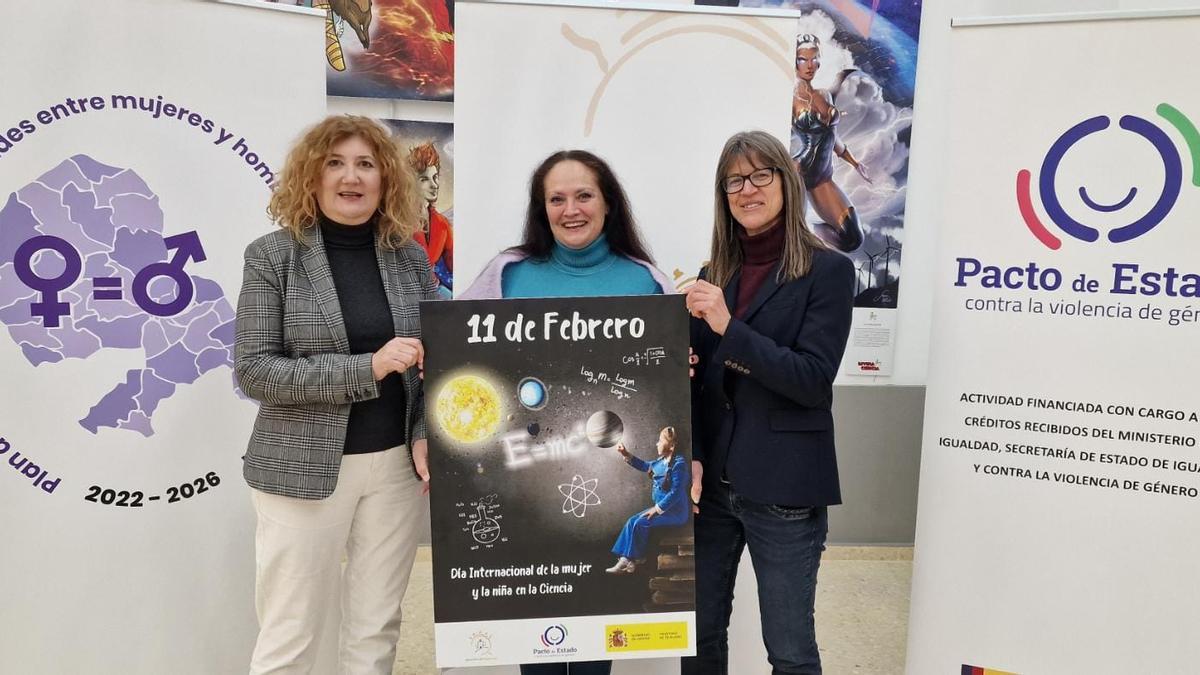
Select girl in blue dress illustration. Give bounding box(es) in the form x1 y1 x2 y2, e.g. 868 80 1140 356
606 426 690 574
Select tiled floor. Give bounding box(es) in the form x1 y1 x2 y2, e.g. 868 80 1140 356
394 546 913 674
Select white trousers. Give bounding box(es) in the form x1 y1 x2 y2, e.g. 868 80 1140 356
249 447 427 675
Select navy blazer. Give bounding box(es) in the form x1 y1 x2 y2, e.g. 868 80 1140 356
690 247 854 507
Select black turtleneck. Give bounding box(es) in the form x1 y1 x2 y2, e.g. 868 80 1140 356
733 221 785 318
320 215 407 455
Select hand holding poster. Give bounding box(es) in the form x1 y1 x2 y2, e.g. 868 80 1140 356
421 295 696 667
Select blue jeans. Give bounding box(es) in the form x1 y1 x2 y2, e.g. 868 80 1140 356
680 482 828 675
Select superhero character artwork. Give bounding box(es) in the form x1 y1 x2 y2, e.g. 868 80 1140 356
792 33 870 253
385 119 454 295
696 0 922 309
316 0 454 101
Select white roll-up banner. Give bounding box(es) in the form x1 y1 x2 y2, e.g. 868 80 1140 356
908 11 1200 674
453 0 799 296
0 1 325 672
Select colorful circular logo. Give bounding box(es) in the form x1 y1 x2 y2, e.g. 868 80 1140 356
1017 104 1200 249
541 624 568 647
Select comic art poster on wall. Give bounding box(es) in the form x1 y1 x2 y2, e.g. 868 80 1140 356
266 0 454 99
697 0 922 374
421 295 696 667
385 119 453 295
298 0 454 100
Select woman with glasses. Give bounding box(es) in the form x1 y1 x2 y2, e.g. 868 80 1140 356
681 130 854 675
792 33 870 252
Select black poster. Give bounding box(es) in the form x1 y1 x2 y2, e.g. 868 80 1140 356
422 295 696 666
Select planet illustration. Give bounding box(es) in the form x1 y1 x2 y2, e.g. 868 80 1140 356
435 375 503 443
585 410 624 448
518 377 548 410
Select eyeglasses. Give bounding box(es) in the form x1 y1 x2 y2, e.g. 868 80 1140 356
721 167 778 194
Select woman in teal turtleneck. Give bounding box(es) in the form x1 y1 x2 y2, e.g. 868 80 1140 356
459 150 671 675
459 150 672 301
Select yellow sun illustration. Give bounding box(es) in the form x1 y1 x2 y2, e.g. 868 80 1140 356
435 375 503 443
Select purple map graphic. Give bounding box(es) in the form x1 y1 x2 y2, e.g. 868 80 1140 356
0 155 237 436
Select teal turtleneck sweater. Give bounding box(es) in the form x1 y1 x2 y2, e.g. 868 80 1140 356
500 233 662 298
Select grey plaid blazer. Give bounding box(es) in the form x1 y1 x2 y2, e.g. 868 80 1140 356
234 226 439 499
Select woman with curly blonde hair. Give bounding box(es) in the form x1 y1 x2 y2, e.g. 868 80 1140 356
236 114 438 674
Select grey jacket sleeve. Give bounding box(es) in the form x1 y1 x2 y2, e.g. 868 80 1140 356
407 252 442 443
234 238 380 406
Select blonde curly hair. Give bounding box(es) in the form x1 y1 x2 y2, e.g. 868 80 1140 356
268 115 420 248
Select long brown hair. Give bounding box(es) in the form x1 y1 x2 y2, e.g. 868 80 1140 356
268 115 420 248
512 150 655 263
705 131 826 287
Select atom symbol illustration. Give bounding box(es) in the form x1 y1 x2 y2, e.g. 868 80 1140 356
558 475 601 518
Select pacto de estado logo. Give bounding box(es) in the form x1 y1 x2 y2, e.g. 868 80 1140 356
1016 104 1200 250
540 624 568 647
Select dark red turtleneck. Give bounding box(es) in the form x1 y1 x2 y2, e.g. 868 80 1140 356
733 221 785 319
